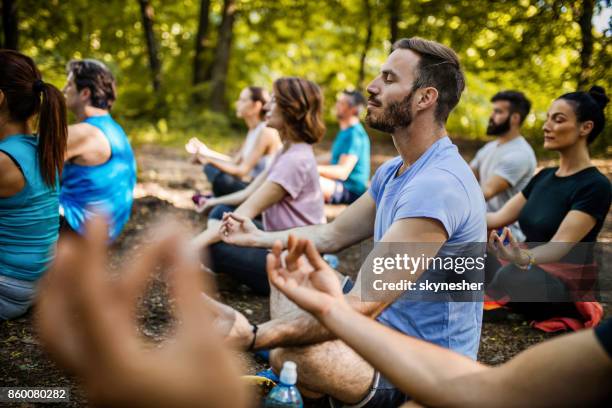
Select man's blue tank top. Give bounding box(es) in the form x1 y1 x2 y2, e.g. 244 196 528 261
0 135 59 281
60 115 136 241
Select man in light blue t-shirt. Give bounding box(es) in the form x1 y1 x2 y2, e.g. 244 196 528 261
215 37 486 407
317 90 370 204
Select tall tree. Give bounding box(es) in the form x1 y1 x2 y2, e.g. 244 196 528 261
358 0 373 89
388 0 400 46
576 0 595 89
2 0 19 50
138 0 162 92
193 0 211 89
209 0 237 112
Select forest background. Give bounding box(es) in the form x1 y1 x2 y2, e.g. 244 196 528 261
1 0 610 156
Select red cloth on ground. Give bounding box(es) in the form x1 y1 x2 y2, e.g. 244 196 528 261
531 301 604 332
487 259 603 332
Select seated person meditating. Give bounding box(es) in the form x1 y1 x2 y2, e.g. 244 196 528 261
60 59 137 241
470 90 536 242
486 86 611 321
34 216 612 408
216 37 486 406
317 90 370 204
186 86 282 199
191 77 326 295
0 50 67 319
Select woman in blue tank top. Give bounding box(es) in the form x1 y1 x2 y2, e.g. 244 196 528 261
0 50 68 320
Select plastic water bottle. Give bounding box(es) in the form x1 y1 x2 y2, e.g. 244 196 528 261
264 361 303 408
323 254 340 269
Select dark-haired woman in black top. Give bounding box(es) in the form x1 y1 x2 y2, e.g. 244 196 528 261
486 86 611 320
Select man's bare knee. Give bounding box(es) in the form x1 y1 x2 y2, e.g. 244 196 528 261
269 341 374 404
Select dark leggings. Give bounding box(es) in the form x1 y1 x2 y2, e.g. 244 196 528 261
485 254 581 321
208 204 270 295
204 164 249 197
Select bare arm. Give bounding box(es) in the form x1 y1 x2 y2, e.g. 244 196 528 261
316 152 332 165
269 228 612 408
529 210 597 262
186 136 238 163
66 123 110 163
65 123 90 161
206 168 270 209
192 171 283 249
222 192 377 253
198 149 235 162
436 329 612 407
317 299 611 407
486 192 526 229
317 153 359 181
207 129 278 178
481 175 511 201
234 181 287 220
494 210 599 267
0 151 25 197
255 217 447 349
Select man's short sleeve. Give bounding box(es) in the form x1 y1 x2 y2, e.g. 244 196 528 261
368 157 398 203
332 128 361 163
494 152 533 187
341 128 364 157
393 170 467 238
266 153 306 199
368 164 383 202
469 147 483 170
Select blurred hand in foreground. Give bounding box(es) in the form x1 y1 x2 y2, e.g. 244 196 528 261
36 217 247 408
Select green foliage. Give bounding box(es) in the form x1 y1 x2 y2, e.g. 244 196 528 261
12 0 611 155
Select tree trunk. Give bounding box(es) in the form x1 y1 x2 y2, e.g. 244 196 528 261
388 0 400 46
577 0 594 89
138 0 162 92
193 0 211 87
2 0 19 50
358 0 373 89
209 0 237 112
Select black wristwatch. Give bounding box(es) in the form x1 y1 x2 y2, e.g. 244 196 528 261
248 323 258 351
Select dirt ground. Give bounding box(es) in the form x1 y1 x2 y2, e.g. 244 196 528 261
1 136 610 407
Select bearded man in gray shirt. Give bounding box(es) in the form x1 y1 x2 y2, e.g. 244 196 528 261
470 90 536 241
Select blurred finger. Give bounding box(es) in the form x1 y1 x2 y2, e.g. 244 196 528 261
170 243 217 329
36 238 88 374
70 217 122 357
117 227 183 313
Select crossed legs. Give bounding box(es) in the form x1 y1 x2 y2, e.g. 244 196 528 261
268 281 374 404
